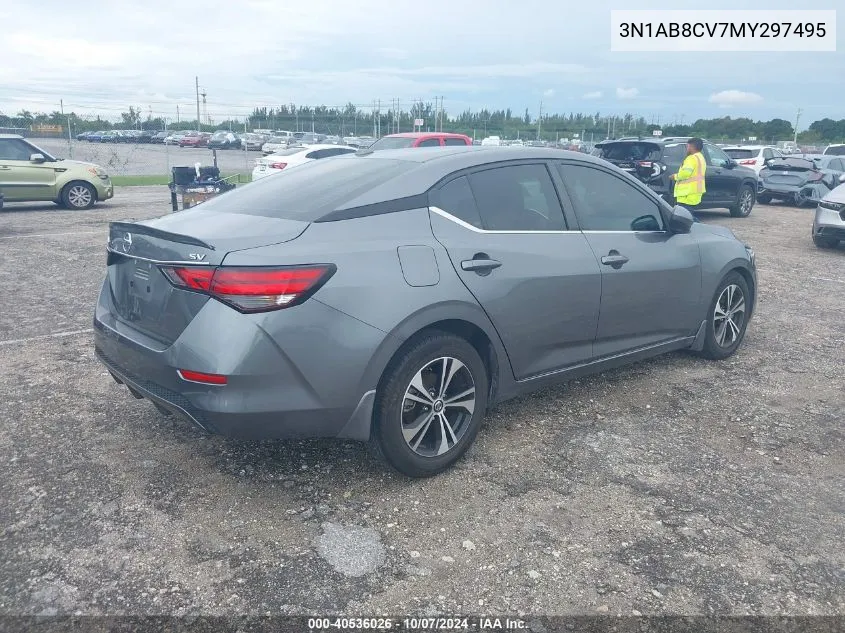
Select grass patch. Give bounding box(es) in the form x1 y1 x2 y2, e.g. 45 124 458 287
111 173 251 186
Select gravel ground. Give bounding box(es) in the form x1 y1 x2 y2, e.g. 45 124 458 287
0 189 843 618
31 138 261 177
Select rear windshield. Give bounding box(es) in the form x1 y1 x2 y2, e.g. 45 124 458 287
765 158 815 171
369 137 416 150
823 145 845 156
265 147 305 157
197 157 415 220
724 149 756 159
597 142 663 161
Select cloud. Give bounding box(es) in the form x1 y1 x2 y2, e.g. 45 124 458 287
582 91 603 99
543 89 555 97
375 47 408 60
708 90 763 108
616 87 638 99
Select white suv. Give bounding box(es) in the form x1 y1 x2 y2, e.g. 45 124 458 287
722 145 783 175
823 144 845 156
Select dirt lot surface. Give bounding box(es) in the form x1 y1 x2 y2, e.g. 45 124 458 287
0 188 842 618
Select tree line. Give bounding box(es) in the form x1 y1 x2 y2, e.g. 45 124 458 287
2 103 844 143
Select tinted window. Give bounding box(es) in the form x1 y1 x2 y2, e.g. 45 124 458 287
661 143 687 162
829 158 843 171
417 138 441 147
197 157 414 220
0 139 36 161
433 176 483 228
824 145 845 156
270 147 307 157
444 138 469 146
725 149 756 159
367 137 416 151
560 164 663 232
704 144 730 167
598 142 663 161
467 164 566 231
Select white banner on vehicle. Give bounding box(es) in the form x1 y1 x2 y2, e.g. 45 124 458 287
611 10 836 52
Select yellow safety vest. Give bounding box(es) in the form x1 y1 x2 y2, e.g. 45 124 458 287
674 152 706 205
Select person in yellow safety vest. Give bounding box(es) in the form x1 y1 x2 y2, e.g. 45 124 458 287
670 137 706 206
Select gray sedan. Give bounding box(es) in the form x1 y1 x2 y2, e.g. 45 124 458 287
93 147 757 477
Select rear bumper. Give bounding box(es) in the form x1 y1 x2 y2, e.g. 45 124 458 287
92 281 383 441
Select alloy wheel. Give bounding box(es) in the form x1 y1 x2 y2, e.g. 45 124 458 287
714 284 746 348
740 189 753 215
400 357 476 458
68 185 93 208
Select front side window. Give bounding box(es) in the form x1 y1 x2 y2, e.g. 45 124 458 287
467 164 566 231
704 144 730 167
0 139 37 161
559 164 664 232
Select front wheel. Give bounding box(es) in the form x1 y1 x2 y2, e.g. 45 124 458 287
730 184 755 217
61 182 96 210
370 332 489 478
695 272 751 360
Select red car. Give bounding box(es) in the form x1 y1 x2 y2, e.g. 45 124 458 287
178 133 210 148
367 132 472 151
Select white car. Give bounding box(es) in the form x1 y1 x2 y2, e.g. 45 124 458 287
823 144 845 156
261 136 294 155
251 144 357 180
722 145 783 175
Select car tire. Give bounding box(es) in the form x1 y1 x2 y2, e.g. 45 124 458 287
60 181 96 210
757 194 772 204
695 272 751 361
729 184 755 217
369 331 489 478
813 234 839 248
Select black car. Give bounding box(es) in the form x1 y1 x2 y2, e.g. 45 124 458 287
593 138 759 217
207 131 241 150
150 131 170 144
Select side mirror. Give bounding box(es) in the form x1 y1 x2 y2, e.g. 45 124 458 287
839 173 845 184
631 214 662 232
30 153 46 163
725 159 736 168
669 205 695 233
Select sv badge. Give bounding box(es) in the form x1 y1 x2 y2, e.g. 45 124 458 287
188 253 206 261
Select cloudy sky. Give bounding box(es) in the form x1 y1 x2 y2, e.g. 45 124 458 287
1 0 841 126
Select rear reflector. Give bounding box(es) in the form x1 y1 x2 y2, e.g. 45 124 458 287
178 369 228 385
269 162 287 170
160 264 336 313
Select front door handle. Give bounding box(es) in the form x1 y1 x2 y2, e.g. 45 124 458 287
461 257 502 274
0 166 11 170
600 252 629 269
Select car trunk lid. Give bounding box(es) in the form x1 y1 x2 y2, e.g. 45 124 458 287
106 210 309 344
761 158 817 187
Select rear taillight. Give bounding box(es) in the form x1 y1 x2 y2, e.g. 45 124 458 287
739 159 757 165
177 369 227 385
160 265 335 313
269 162 287 170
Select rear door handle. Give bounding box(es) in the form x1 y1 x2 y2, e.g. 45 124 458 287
600 253 629 268
461 258 502 273
0 166 11 170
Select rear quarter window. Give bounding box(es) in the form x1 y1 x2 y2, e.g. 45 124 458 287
197 157 415 221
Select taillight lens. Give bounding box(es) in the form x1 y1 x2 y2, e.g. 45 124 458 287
739 159 757 165
160 265 335 313
269 162 287 170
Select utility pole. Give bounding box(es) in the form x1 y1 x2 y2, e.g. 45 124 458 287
537 100 543 141
195 76 201 131
201 89 208 127
793 108 802 145
176 104 180 124
377 99 381 137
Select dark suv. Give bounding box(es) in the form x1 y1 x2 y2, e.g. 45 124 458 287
593 137 758 217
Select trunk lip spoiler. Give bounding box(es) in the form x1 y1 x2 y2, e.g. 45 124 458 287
109 221 216 251
105 247 214 266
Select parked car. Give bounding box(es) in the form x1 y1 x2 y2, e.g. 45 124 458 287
87 131 107 142
240 133 266 151
251 144 357 180
76 131 94 141
93 147 756 477
481 136 502 146
179 132 209 148
367 133 473 151
593 138 758 217
208 131 241 150
150 131 170 144
721 145 783 176
164 131 195 146
0 134 113 209
357 136 376 148
758 155 845 206
100 130 121 143
260 136 294 155
823 144 845 156
812 178 845 248
323 135 342 145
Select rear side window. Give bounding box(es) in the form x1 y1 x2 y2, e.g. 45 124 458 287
467 164 566 231
433 176 483 228
197 157 414 220
662 143 687 162
417 138 442 147
598 142 663 162
369 137 416 150
444 138 469 146
824 145 845 156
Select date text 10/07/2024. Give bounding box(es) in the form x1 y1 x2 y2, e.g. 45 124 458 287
307 617 528 631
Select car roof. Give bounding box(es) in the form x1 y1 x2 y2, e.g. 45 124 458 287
384 132 470 139
0 134 25 139
722 145 773 150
